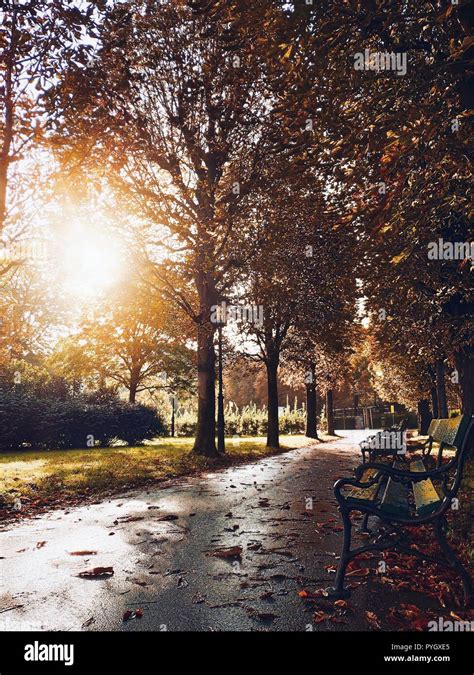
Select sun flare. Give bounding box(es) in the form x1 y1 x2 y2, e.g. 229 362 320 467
59 227 123 300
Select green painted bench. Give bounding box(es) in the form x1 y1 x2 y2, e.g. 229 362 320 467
405 418 442 456
331 415 474 606
360 418 408 463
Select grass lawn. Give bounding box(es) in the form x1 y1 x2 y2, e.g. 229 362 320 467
0 435 322 520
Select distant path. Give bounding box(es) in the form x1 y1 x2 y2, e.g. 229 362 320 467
0 431 415 632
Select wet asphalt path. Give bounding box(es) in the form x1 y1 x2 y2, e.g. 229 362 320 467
0 431 402 632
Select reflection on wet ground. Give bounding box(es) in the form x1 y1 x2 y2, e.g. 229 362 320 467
1 431 411 631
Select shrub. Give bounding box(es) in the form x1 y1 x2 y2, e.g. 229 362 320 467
238 404 267 435
117 403 166 445
279 409 305 434
224 409 240 436
175 409 197 437
175 404 306 438
0 388 166 451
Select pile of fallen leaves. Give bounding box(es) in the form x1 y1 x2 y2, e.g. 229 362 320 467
372 525 472 610
298 591 354 626
298 523 474 630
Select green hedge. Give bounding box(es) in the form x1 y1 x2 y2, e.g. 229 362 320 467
175 405 306 437
0 389 166 451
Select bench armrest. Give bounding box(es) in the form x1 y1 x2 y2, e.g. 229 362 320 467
333 473 383 502
355 459 456 483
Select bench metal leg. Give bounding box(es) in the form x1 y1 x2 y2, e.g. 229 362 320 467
328 506 353 598
434 516 473 608
359 512 371 534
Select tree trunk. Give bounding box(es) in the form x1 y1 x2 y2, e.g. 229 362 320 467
455 346 474 417
305 383 318 438
326 389 335 435
193 320 218 456
436 359 448 418
129 367 140 404
430 386 439 419
0 15 16 235
305 363 318 438
266 359 280 448
417 399 432 435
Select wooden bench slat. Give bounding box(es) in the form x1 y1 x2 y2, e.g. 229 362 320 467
347 468 380 505
410 459 442 516
380 476 410 517
431 415 470 447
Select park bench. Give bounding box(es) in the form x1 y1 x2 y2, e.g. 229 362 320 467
360 417 408 463
404 418 444 457
330 414 474 606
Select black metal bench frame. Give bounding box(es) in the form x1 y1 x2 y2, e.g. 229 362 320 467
404 418 442 457
330 415 474 607
360 418 408 463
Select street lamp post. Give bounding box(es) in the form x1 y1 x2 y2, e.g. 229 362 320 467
217 322 225 454
170 395 177 437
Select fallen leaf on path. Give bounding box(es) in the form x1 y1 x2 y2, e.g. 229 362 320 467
346 567 370 578
123 609 143 622
365 611 382 629
313 610 331 623
82 617 95 627
397 604 424 621
298 589 329 599
77 567 114 579
247 542 262 551
69 551 97 556
36 541 47 549
157 514 179 521
210 546 242 559
387 605 429 630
